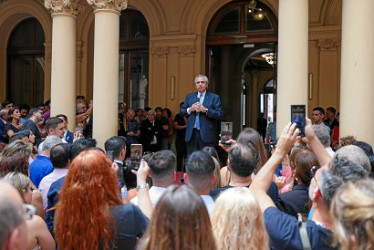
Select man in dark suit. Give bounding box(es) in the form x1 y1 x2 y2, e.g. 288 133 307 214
104 136 130 189
180 75 223 155
56 114 75 144
140 110 163 153
0 110 9 143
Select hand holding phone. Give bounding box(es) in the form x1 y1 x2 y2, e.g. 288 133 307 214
290 105 306 136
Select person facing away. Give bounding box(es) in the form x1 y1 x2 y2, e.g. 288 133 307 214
141 185 216 250
131 150 176 207
250 118 368 250
180 74 223 155
29 135 62 188
211 187 269 250
330 178 374 250
184 150 216 215
0 181 29 250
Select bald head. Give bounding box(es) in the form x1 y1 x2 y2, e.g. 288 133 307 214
0 181 28 250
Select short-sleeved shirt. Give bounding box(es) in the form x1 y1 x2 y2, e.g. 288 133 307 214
29 155 54 188
277 183 309 218
109 204 149 250
173 113 186 141
158 117 169 138
210 182 279 205
22 119 42 146
5 123 20 135
264 207 336 250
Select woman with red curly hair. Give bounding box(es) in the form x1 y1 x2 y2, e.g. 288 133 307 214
55 149 149 250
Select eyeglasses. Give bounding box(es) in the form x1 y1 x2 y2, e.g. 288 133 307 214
22 204 36 220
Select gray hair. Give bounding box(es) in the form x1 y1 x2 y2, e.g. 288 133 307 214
194 75 209 84
313 124 330 147
334 145 371 173
127 108 135 115
319 156 368 207
42 135 63 152
0 181 23 248
147 110 156 116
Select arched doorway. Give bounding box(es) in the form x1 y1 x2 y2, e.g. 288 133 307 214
206 1 277 137
7 18 45 107
119 9 149 109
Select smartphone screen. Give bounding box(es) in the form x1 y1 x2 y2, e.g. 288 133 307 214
290 105 306 136
220 122 233 145
130 144 143 170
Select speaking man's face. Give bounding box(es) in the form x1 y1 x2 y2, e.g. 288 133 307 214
195 77 208 94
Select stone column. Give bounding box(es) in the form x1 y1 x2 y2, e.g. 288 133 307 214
277 0 308 137
87 0 128 148
45 0 83 130
340 0 374 146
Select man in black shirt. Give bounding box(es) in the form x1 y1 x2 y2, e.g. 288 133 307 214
174 102 187 171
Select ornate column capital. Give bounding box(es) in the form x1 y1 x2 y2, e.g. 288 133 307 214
86 0 128 12
44 0 84 16
152 47 169 57
177 46 196 57
317 39 341 51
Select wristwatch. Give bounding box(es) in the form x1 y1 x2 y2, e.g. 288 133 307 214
136 183 150 192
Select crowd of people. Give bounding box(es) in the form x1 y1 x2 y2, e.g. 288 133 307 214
0 93 374 250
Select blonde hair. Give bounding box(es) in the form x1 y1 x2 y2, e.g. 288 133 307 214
0 140 32 161
330 179 374 250
211 187 268 250
211 157 222 189
2 172 30 203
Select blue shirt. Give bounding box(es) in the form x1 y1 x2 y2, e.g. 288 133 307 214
46 176 65 232
29 155 53 188
264 207 336 250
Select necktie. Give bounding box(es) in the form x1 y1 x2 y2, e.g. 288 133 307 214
196 94 201 130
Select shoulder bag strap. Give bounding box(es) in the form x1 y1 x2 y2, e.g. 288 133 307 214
300 221 312 250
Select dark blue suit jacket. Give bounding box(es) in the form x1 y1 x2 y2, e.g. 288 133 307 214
0 119 8 143
65 130 74 144
180 91 223 144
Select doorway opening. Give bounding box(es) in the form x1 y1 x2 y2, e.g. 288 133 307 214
206 1 277 137
119 9 149 110
7 18 45 107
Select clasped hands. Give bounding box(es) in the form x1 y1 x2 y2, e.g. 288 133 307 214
190 102 207 113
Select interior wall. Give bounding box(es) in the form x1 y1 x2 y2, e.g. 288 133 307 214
0 0 342 123
308 0 342 116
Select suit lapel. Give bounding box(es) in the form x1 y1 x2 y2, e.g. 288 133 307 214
202 92 209 106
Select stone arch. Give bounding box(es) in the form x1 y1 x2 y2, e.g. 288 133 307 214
128 0 167 36
323 0 342 26
179 0 278 72
0 0 52 101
